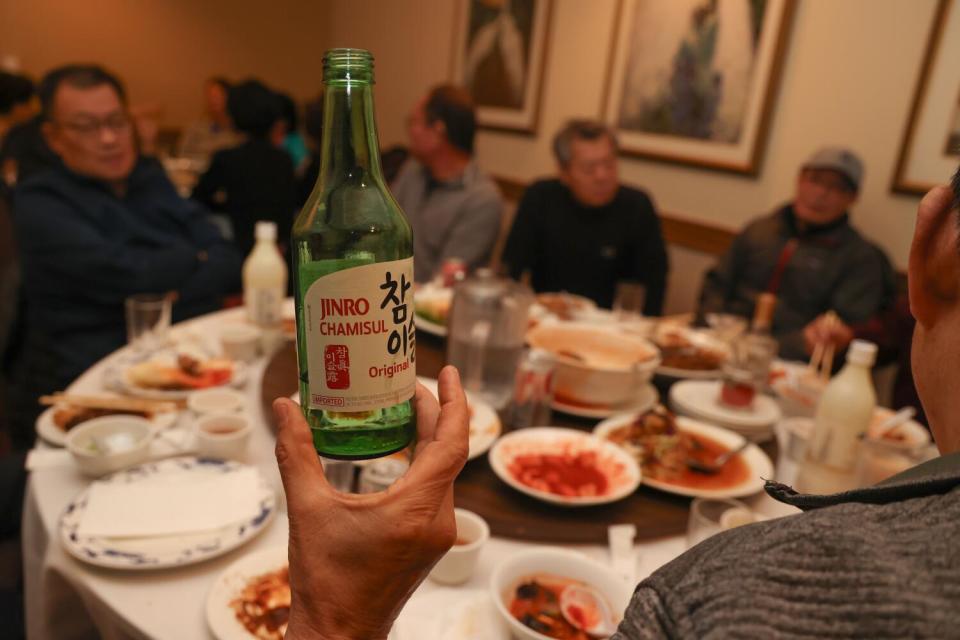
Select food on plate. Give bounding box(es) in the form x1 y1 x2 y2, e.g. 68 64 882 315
508 575 610 640
604 406 750 489
414 286 453 326
127 354 234 390
655 327 726 371
535 293 593 320
507 448 620 498
528 324 657 370
53 406 152 432
230 565 290 640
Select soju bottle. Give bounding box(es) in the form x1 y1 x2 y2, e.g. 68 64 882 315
292 49 416 460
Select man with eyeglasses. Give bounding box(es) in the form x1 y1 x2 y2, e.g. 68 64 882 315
697 147 896 361
6 64 239 449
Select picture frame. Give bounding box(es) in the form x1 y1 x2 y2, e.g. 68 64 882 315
891 0 960 195
449 0 553 134
601 0 796 175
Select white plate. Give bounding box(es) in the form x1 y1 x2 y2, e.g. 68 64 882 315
414 286 452 337
36 405 178 448
552 384 659 419
594 414 773 498
488 427 642 507
59 457 276 570
670 380 781 430
414 313 448 337
207 545 289 640
104 351 247 400
418 377 501 461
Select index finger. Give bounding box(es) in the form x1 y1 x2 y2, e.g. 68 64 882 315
405 366 469 486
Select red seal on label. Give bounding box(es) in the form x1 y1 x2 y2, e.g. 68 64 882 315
324 345 350 389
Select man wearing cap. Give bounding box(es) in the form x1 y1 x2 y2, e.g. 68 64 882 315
697 147 896 361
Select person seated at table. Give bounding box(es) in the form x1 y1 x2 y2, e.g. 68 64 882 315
178 77 241 167
804 295 925 426
391 84 503 282
0 71 37 146
501 119 668 314
273 170 960 638
273 91 309 174
7 64 240 450
193 79 296 257
698 147 896 361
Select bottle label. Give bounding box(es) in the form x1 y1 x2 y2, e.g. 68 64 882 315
303 257 416 412
247 286 283 326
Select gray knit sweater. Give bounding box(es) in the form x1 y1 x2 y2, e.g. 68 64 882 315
613 453 960 639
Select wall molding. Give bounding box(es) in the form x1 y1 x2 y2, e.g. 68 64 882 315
492 175 736 257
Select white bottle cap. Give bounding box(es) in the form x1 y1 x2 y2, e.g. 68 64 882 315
846 339 877 367
255 221 277 242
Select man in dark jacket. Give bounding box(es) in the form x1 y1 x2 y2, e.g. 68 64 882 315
7 65 239 448
502 119 668 314
698 147 895 360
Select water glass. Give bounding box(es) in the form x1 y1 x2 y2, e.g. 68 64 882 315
321 457 357 492
719 333 778 409
125 293 172 352
508 348 556 429
613 281 646 321
687 497 756 547
705 313 748 345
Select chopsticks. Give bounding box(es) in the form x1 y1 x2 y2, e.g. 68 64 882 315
39 393 178 413
808 311 838 382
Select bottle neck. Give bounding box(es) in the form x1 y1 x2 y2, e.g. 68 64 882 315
319 83 385 188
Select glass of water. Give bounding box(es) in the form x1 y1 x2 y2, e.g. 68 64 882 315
125 293 172 352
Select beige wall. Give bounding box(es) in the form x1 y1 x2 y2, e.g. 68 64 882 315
326 0 942 271
0 0 332 128
0 0 943 272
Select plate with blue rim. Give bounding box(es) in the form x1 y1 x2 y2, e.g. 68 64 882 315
59 456 276 570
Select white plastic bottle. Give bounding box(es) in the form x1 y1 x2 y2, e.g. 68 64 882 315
795 340 878 494
243 221 287 328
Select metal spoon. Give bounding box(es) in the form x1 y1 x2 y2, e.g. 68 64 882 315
559 583 617 638
686 440 750 474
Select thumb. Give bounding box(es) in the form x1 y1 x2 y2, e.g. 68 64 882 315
273 398 329 512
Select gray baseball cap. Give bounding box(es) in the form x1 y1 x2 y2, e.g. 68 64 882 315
802 147 863 191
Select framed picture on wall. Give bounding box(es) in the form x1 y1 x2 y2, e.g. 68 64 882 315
602 0 795 175
892 0 960 195
449 0 552 134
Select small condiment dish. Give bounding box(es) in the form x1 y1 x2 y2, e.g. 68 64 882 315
65 416 153 477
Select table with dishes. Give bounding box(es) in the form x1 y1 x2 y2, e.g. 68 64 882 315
22 289 933 640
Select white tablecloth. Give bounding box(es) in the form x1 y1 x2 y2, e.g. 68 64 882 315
22 308 795 639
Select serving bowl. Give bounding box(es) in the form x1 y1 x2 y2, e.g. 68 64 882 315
526 322 660 407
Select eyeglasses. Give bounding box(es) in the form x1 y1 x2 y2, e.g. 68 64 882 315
55 113 132 137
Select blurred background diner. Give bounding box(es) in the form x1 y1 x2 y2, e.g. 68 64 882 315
1 0 959 638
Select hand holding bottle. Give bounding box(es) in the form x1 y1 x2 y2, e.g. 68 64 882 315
274 366 469 640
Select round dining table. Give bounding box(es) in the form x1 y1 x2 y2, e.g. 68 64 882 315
22 306 797 639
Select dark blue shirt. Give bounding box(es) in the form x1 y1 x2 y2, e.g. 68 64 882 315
12 157 240 388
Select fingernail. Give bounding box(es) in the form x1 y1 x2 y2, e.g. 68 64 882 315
274 399 290 426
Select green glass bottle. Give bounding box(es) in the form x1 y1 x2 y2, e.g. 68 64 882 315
292 49 416 460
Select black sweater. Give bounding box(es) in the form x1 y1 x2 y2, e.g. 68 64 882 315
502 179 668 314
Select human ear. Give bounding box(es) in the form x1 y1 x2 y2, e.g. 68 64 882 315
908 184 960 327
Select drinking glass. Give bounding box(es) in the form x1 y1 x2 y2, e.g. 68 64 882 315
687 497 756 547
125 293 172 352
705 313 748 345
854 437 937 488
613 281 646 322
508 348 556 429
718 334 778 409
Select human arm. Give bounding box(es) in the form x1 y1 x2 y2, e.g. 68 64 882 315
500 184 541 280
439 189 502 273
631 194 669 316
275 366 470 639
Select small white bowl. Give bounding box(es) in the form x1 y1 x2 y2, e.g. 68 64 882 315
187 388 246 415
195 413 252 461
490 547 633 640
65 416 153 477
428 508 490 585
220 324 262 362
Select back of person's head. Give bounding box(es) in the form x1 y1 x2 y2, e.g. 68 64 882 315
38 64 126 121
304 93 324 146
228 79 280 138
276 92 299 133
0 72 35 117
424 85 476 155
552 119 618 168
